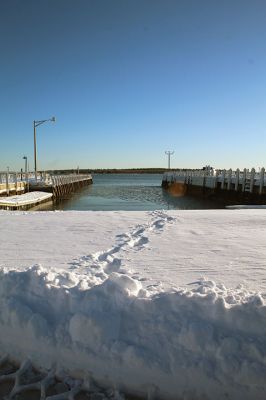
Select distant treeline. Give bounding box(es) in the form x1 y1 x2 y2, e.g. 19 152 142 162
47 168 175 175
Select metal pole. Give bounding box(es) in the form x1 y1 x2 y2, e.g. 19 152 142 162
165 151 174 170
34 121 37 181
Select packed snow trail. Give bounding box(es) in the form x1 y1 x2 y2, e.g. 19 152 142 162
71 211 175 290
1 209 266 292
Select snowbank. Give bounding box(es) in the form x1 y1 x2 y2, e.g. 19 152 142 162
0 210 266 399
0 266 266 399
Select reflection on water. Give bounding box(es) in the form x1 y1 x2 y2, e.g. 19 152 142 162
37 174 223 211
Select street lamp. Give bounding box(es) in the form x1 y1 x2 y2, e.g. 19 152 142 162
23 156 28 173
33 117 56 180
23 156 29 190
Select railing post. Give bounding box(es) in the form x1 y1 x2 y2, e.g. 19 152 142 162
15 173 18 194
235 168 240 191
221 169 226 189
227 169 232 190
259 167 265 195
6 172 9 196
250 168 255 193
242 168 247 192
202 169 206 188
214 169 219 189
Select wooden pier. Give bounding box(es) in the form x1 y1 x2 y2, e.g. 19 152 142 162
0 172 93 209
162 168 266 205
0 172 28 196
29 174 93 198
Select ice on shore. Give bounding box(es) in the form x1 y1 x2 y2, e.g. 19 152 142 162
0 210 266 399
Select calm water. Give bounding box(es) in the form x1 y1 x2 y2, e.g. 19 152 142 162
38 174 223 211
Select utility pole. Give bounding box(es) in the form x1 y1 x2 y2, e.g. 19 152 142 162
165 151 174 169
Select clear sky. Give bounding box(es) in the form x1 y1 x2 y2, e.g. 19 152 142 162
0 0 266 171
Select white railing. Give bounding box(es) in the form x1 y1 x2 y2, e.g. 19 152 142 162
0 172 92 196
162 168 266 194
0 171 51 184
51 174 92 187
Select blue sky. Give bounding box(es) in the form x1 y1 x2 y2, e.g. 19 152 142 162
0 0 266 171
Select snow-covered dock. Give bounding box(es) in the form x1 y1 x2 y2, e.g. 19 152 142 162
29 173 93 198
0 191 53 210
0 210 266 399
162 168 266 205
0 172 93 200
0 172 27 196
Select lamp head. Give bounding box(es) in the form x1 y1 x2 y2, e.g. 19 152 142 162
51 116 56 122
23 156 27 160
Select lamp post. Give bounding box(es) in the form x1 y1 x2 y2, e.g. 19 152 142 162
23 156 28 173
23 155 29 191
33 117 56 181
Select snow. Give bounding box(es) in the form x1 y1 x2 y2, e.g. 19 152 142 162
0 209 266 399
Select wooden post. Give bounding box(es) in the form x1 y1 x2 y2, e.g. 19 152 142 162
202 169 206 189
227 169 232 190
242 168 247 192
235 169 240 191
249 168 255 193
15 173 18 194
214 169 219 189
221 169 226 189
259 167 265 195
51 176 54 196
6 172 9 196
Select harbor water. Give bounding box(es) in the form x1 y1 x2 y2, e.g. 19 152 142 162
37 174 223 211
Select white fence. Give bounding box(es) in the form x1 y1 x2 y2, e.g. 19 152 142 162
162 168 266 194
0 172 92 196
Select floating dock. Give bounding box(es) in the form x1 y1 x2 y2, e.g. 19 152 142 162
0 192 53 210
162 168 266 204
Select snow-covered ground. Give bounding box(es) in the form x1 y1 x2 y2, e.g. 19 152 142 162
0 210 266 399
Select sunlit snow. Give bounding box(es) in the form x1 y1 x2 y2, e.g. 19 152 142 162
0 209 266 399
